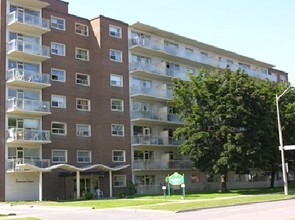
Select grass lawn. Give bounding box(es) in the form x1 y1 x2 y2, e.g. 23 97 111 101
4 187 295 212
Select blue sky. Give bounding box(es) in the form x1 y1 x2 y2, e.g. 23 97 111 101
65 0 295 85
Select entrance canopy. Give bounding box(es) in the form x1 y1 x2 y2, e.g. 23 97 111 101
16 163 130 200
17 163 130 172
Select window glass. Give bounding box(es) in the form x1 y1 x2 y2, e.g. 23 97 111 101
51 122 66 135
51 69 65 82
51 95 66 108
52 150 67 163
51 16 65 30
109 25 122 38
110 74 123 87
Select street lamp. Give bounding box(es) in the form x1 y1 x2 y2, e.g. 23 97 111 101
276 85 293 195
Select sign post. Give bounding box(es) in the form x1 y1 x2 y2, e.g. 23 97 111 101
167 172 185 199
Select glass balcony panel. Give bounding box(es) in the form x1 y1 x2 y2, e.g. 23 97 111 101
133 159 193 170
8 11 50 30
7 98 50 113
130 86 172 100
7 128 51 143
7 158 50 171
131 111 183 124
7 68 50 85
7 40 50 60
132 135 183 146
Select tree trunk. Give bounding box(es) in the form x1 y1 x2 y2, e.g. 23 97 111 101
220 174 227 192
270 170 276 188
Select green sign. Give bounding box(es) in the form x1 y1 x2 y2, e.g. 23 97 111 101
168 172 184 185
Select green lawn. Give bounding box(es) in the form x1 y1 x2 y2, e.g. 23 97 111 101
4 187 295 212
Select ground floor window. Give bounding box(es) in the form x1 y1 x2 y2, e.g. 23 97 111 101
113 175 126 187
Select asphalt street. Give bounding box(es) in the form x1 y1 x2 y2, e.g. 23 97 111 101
1 199 295 220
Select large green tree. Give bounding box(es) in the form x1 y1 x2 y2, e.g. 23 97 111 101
172 68 291 191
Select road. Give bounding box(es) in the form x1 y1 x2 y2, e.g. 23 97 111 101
1 199 295 220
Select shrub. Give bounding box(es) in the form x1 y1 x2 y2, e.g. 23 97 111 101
85 192 93 200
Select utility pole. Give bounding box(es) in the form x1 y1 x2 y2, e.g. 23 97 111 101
276 86 292 195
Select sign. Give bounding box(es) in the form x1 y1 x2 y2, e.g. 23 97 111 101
166 172 185 199
168 172 184 185
279 145 295 151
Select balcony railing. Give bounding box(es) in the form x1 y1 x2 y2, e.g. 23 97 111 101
7 68 50 86
7 39 50 59
133 159 193 170
7 98 50 114
7 158 50 171
132 135 183 146
130 37 276 82
7 11 50 30
131 111 183 124
129 61 189 80
130 86 172 100
7 128 51 143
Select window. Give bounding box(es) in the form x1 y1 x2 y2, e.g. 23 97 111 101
52 150 67 163
76 124 91 137
111 99 123 111
200 51 208 57
75 23 89 36
109 25 122 38
51 122 67 135
261 68 268 74
238 62 250 69
110 74 123 87
51 16 65 30
51 95 66 108
75 48 89 61
110 49 122 62
51 42 65 56
112 150 125 162
77 150 91 163
111 124 124 136
51 68 66 82
76 98 90 111
76 73 90 86
113 175 126 187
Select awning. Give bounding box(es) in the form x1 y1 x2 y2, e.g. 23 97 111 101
16 163 130 173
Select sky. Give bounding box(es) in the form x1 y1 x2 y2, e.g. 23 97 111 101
65 0 295 85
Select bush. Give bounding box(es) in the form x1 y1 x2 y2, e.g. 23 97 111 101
116 191 126 198
128 182 136 195
85 192 93 200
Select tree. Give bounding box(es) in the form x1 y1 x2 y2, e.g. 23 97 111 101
172 68 287 191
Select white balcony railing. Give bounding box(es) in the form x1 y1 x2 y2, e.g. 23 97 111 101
130 37 276 82
133 159 193 170
7 11 50 30
7 128 51 142
132 135 183 146
130 86 172 100
131 111 183 124
7 158 50 171
129 61 189 80
7 98 50 113
7 39 50 58
7 68 50 85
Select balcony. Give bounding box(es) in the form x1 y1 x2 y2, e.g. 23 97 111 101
129 62 188 81
7 11 50 35
7 158 50 172
132 135 183 147
7 40 50 62
7 128 51 145
7 68 50 89
129 38 214 69
9 0 50 9
130 86 172 101
7 98 51 116
131 111 183 125
133 159 193 170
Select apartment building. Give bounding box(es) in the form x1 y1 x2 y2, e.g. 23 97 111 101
0 0 131 201
0 0 289 201
128 22 288 194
